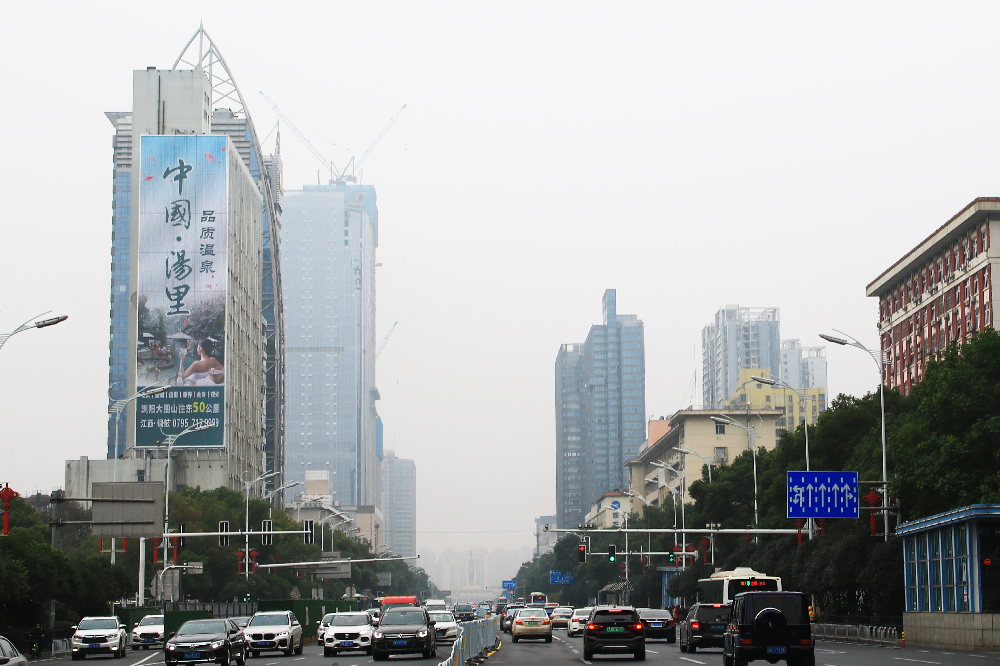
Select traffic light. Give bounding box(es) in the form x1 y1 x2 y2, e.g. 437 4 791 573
608 545 617 562
261 520 273 546
578 543 587 563
668 551 675 564
178 524 185 548
304 520 315 544
219 521 230 547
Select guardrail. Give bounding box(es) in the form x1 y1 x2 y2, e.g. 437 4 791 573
51 639 70 656
439 617 500 666
813 623 901 648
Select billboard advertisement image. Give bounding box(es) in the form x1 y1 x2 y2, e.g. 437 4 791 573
135 135 228 448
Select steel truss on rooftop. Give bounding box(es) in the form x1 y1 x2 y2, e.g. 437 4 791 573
173 24 287 502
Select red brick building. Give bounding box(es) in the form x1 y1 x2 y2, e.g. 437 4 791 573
866 197 996 394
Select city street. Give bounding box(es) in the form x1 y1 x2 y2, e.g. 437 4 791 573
30 632 1000 666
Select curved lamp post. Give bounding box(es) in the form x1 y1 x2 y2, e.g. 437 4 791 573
820 329 890 541
711 413 763 534
0 312 68 352
161 423 213 569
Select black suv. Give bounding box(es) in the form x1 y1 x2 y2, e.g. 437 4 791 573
372 608 436 661
679 603 730 652
722 592 814 666
582 606 645 661
453 605 477 623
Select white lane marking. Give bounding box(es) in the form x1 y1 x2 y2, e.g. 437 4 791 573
679 658 706 665
968 657 986 659
130 654 162 666
893 659 941 665
294 658 305 661
581 660 592 665
646 649 658 653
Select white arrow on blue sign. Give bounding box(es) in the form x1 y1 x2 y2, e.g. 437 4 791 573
786 471 859 519
502 579 517 590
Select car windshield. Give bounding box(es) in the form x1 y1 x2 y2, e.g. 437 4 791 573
695 605 730 622
572 608 592 617
380 611 426 626
331 615 368 626
593 610 638 622
78 619 118 630
320 614 335 625
455 605 473 612
518 609 547 618
751 596 804 622
639 610 671 619
137 616 164 626
249 615 289 627
177 621 227 636
428 613 454 623
231 618 249 627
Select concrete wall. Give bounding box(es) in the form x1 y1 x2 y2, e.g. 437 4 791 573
65 457 168 506
904 612 1000 651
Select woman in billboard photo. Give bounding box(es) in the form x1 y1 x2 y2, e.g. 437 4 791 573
178 338 225 386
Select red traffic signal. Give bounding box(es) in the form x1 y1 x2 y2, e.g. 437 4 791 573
578 544 587 563
986 558 993 567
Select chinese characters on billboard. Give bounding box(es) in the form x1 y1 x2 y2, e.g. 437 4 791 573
135 136 228 448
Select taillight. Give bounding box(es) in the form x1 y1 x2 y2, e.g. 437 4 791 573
633 623 643 631
800 639 812 645
740 639 753 645
587 623 600 631
515 619 522 625
543 619 551 625
691 621 700 630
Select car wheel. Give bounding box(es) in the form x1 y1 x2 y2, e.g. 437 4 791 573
323 648 335 657
733 649 749 666
545 636 552 643
365 647 372 656
668 634 676 644
235 647 247 666
634 648 646 661
372 650 388 661
251 651 260 658
679 639 687 653
583 647 593 660
689 642 697 653
283 643 293 657
294 639 303 656
511 635 519 643
70 654 80 661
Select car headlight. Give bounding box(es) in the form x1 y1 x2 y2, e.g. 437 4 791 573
417 629 427 638
166 645 176 651
107 635 119 641
210 641 225 649
374 632 384 640
276 631 289 638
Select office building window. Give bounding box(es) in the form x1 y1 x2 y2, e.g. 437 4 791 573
715 423 725 435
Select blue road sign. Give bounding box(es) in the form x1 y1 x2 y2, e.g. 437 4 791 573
549 571 574 585
610 500 621 510
502 579 517 590
787 471 859 519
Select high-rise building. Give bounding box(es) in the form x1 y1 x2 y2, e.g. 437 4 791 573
555 289 645 529
281 183 380 508
779 339 828 390
702 305 781 407
382 451 416 558
867 197 997 394
106 28 286 496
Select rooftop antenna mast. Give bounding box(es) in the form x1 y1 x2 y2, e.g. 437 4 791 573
259 91 340 183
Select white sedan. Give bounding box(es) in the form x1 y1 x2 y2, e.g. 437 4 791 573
428 611 458 643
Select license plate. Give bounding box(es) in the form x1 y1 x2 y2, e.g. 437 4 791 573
338 642 354 647
712 624 725 630
527 622 540 626
650 622 662 627
88 644 100 649
144 639 155 643
184 652 202 659
254 642 269 647
392 640 407 646
766 646 787 655
606 627 625 633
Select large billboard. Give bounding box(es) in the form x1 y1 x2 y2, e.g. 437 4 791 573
135 135 228 448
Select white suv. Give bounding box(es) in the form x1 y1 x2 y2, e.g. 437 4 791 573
131 615 165 649
322 612 374 656
244 612 303 657
71 617 127 660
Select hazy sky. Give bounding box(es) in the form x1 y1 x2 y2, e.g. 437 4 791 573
3 2 1000 553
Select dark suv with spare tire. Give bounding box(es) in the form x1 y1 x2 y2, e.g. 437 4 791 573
582 606 645 661
722 591 814 666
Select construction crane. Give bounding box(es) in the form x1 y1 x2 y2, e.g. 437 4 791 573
376 322 398 359
259 91 341 183
337 105 407 182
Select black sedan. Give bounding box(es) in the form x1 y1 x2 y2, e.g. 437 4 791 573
165 619 246 666
638 609 676 642
371 609 437 661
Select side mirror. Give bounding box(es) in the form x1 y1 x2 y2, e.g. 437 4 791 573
168 632 176 639
316 621 321 625
0 656 12 665
70 626 77 632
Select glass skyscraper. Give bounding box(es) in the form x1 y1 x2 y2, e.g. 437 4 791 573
555 289 645 528
281 183 380 507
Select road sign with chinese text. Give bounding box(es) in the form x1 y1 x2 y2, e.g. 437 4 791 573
502 580 517 590
787 471 859 519
549 571 574 585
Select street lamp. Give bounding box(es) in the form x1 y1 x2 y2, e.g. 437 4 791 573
712 414 762 532
264 481 301 520
241 470 278 579
675 447 715 484
161 423 213 570
110 386 170 478
0 312 68 352
820 329 890 541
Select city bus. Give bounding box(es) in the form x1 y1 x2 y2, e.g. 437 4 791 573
696 568 782 604
528 592 548 607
